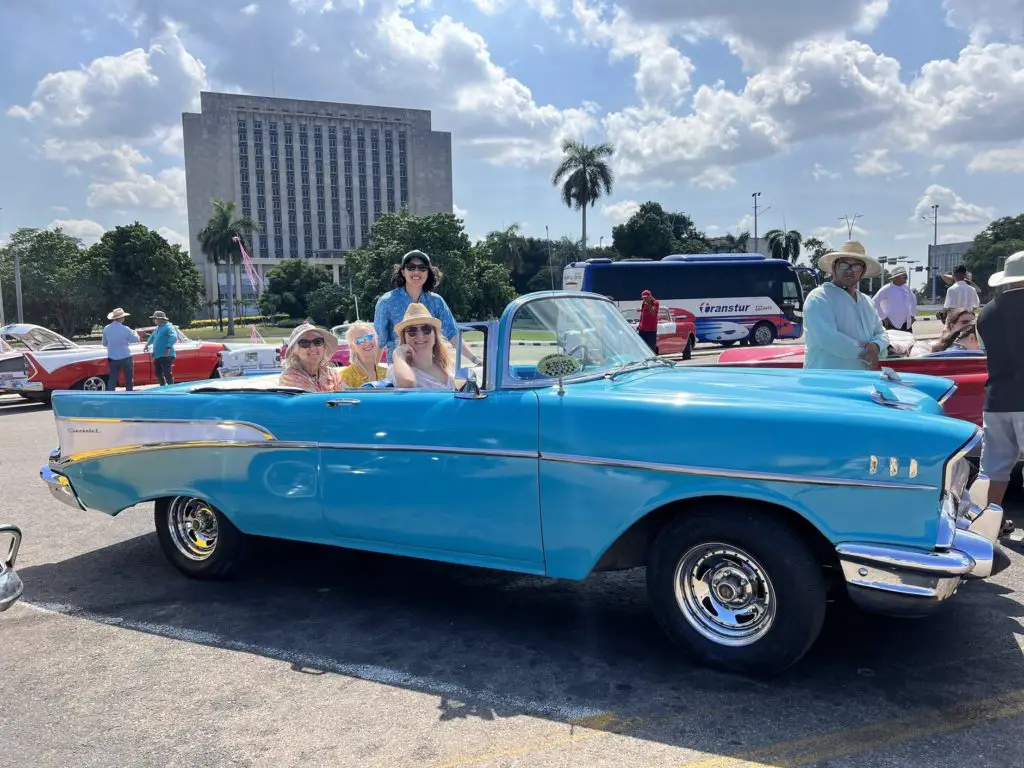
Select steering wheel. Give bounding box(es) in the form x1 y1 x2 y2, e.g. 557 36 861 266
536 353 583 378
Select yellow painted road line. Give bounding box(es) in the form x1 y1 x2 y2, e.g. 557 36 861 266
680 688 1024 768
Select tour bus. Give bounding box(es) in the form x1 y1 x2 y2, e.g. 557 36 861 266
562 254 804 346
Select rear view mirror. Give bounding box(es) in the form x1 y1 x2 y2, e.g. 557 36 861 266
0 524 25 613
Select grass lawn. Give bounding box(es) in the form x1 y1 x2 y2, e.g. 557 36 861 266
184 325 287 342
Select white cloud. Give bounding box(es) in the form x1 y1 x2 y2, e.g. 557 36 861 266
812 163 840 180
910 185 996 224
241 3 259 15
453 203 468 219
967 146 1024 172
88 167 186 213
853 148 902 175
691 167 737 189
157 226 189 247
894 232 926 241
601 200 641 223
7 24 208 140
572 1 695 109
290 29 320 52
46 218 106 243
942 0 1024 40
814 223 870 241
930 164 945 175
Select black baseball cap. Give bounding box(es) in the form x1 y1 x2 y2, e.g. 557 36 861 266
954 264 968 275
402 249 431 267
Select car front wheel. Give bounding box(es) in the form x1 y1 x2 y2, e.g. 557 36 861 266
154 496 249 580
646 504 826 675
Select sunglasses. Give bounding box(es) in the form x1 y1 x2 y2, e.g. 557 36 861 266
835 261 865 273
297 337 325 349
404 262 429 272
404 325 435 337
354 333 376 345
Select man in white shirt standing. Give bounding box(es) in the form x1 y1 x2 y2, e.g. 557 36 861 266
872 265 917 331
944 264 981 312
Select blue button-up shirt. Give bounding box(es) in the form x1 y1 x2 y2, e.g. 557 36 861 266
101 322 140 361
803 282 889 370
147 322 177 359
374 287 459 361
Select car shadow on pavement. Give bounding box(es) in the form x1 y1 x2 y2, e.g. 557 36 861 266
14 524 1024 756
0 397 49 416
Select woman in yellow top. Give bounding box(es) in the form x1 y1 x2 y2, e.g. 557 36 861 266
340 322 388 388
278 322 346 392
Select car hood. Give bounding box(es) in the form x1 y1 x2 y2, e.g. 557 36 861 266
602 364 954 416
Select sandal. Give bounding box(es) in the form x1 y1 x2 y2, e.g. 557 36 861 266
1000 518 1015 538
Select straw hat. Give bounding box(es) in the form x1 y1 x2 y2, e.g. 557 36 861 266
395 303 442 336
107 307 130 321
285 322 338 358
887 266 908 280
817 241 883 279
988 251 1024 288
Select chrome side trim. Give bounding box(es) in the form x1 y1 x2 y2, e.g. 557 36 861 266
943 428 983 494
58 416 277 440
540 453 938 490
937 382 958 405
319 442 538 459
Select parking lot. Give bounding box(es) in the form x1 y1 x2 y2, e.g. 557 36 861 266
2 358 1023 767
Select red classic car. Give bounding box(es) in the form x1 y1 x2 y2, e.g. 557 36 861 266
620 306 697 359
0 323 226 401
716 342 988 433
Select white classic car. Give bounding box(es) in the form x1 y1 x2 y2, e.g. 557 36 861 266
217 340 282 377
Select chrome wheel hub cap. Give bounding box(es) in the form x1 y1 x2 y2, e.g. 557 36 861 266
168 497 219 561
674 543 776 647
83 377 105 391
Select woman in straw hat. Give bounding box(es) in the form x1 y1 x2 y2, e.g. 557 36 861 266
387 303 455 389
278 322 347 392
803 241 889 371
976 250 1024 527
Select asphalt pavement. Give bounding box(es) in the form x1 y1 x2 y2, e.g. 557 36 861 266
2 340 1023 768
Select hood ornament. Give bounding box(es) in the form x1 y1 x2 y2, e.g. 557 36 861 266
880 367 902 383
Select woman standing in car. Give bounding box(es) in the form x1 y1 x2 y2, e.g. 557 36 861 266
373 249 481 366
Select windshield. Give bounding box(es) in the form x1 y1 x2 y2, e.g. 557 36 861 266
0 325 77 352
506 295 661 383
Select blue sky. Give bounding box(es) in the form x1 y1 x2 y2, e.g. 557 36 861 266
3 0 1024 292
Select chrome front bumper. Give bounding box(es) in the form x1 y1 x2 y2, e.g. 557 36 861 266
836 473 1009 617
40 457 87 512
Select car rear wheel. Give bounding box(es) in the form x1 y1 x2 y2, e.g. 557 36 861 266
750 322 777 346
646 504 827 675
154 496 250 580
74 375 107 391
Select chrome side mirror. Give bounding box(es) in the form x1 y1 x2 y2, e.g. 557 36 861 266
455 368 485 399
0 524 24 613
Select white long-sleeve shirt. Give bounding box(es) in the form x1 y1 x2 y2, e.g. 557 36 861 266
944 281 980 311
803 282 889 370
872 283 917 327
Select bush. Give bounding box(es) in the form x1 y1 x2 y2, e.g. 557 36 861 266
275 318 306 329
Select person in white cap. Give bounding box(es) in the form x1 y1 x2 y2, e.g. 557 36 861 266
803 241 888 371
101 307 140 391
976 250 1024 531
872 265 917 331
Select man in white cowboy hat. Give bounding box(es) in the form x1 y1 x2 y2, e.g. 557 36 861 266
872 264 917 331
144 310 177 386
803 241 889 371
101 307 140 391
976 251 1024 527
943 264 980 312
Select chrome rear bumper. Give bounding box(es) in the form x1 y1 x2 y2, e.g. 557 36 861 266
836 473 1009 617
40 459 87 512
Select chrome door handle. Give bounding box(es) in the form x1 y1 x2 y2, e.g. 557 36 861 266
326 398 361 407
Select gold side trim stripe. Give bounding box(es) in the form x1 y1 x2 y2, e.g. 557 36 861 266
58 417 276 440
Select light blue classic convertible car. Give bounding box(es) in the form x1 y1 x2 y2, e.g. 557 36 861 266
39 292 1009 673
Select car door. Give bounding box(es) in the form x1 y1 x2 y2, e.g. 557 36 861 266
318 387 545 573
171 330 209 380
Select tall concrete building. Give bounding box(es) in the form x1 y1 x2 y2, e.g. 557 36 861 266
182 91 453 306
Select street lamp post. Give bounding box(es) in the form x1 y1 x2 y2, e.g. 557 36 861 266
752 192 761 243
546 225 555 291
921 204 939 304
838 213 862 240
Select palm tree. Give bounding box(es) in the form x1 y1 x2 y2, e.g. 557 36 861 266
765 228 803 263
551 139 615 258
197 199 259 336
487 223 525 275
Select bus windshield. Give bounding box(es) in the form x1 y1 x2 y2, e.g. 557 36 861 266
564 256 804 347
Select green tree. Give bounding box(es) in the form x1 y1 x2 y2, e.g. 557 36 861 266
306 283 356 327
551 139 615 258
765 228 803 263
350 210 515 321
611 202 676 259
258 260 332 319
483 224 526 276
0 227 103 336
802 237 830 270
963 214 1024 297
197 199 259 336
88 223 204 329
